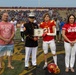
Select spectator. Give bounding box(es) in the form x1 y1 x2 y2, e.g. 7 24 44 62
20 20 25 41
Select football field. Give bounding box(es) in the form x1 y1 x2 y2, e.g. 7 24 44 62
0 28 76 75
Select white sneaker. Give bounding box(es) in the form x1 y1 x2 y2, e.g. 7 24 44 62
43 64 47 69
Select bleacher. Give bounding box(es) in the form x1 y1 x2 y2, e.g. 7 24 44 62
0 7 76 23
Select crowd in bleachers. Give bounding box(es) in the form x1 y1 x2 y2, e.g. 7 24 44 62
0 8 76 24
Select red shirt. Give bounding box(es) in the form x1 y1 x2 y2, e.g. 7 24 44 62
62 23 76 42
40 20 56 41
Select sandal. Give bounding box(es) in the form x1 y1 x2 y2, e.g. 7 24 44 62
70 68 74 72
65 68 69 72
7 66 14 69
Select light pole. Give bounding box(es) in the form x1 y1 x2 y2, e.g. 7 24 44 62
38 0 40 7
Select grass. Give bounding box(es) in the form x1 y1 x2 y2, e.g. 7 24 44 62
1 60 24 75
15 28 21 39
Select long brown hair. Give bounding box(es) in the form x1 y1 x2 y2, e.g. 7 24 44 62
66 14 76 23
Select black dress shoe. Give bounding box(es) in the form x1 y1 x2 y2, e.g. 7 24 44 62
25 67 28 70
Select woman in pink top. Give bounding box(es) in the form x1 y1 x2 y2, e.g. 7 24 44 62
62 14 76 72
0 12 15 69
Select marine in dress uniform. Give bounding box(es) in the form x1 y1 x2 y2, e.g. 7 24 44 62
24 12 38 69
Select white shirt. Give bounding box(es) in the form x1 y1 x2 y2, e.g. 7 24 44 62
20 24 24 32
10 20 17 26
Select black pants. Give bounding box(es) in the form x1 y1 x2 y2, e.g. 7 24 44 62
20 31 24 39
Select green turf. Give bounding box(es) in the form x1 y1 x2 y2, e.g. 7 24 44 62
15 28 21 39
1 60 24 75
